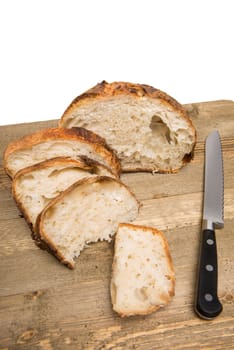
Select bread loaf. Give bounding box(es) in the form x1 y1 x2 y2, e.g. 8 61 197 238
110 223 175 317
59 81 196 173
4 127 121 178
35 176 139 268
12 157 115 230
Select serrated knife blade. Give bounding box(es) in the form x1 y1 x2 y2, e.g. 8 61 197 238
203 130 224 229
195 130 224 319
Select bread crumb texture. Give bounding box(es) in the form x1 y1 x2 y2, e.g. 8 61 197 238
38 177 139 268
4 127 121 178
111 223 175 317
13 157 114 228
60 81 196 172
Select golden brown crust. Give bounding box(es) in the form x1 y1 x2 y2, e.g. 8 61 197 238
59 81 196 173
5 127 105 157
35 209 75 269
12 185 34 233
35 176 139 269
60 80 185 116
78 156 115 177
12 160 72 230
14 157 92 178
60 81 196 135
3 127 121 178
12 157 115 232
11 157 93 227
14 156 115 181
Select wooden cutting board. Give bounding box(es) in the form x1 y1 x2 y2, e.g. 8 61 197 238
0 100 233 350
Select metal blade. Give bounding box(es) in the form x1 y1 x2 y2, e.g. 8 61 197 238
203 130 224 230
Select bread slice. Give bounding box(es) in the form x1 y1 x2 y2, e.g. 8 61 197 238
12 157 115 230
35 176 139 269
110 223 175 317
3 127 121 178
59 81 196 173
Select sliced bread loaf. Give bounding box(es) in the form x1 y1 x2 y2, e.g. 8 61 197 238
35 176 139 269
59 81 196 173
3 127 121 178
110 223 175 317
12 157 115 230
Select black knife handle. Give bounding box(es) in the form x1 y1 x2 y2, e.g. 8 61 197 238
195 229 222 319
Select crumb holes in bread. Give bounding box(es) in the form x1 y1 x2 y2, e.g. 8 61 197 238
150 115 172 144
134 287 149 301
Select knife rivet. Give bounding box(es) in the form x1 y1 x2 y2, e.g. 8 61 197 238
204 293 213 302
206 239 214 245
205 264 214 271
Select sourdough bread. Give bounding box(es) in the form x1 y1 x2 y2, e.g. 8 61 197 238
59 81 196 173
35 176 139 268
110 223 175 317
12 157 115 230
4 127 120 178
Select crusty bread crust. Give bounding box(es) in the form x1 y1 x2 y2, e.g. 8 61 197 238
13 156 115 179
13 156 91 175
12 157 115 234
60 81 193 129
3 127 121 178
11 158 86 237
59 81 196 173
111 223 175 317
35 176 139 269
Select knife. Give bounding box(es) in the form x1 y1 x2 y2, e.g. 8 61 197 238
195 130 224 319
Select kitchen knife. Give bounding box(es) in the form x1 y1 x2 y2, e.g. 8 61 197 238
195 130 224 319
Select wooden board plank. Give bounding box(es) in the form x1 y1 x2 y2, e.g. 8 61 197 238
0 100 233 349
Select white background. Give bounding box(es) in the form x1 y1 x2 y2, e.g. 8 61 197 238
0 0 233 126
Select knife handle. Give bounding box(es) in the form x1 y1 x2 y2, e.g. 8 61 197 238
195 229 223 319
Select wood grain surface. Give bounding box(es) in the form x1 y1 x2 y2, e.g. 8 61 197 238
0 100 233 350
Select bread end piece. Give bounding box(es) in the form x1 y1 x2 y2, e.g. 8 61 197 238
59 81 196 173
110 223 175 317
